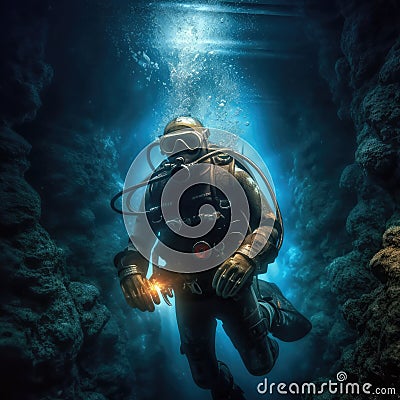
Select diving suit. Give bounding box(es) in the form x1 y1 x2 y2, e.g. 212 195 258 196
113 116 311 400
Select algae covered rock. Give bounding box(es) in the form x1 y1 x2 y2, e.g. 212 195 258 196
339 163 365 192
379 37 400 84
341 227 400 390
68 282 111 339
382 225 400 248
326 251 377 302
370 226 400 283
345 199 391 254
362 83 400 129
356 137 396 176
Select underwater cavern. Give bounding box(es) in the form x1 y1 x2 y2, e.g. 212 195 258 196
0 0 399 399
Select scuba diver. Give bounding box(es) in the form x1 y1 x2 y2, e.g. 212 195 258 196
112 116 311 400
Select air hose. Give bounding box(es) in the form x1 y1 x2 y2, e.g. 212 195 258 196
110 146 283 251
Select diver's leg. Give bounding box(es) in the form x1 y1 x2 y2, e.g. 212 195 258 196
175 294 247 399
175 294 219 390
211 361 246 400
256 279 312 342
221 287 279 376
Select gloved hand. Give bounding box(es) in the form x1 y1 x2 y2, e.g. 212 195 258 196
119 266 160 312
212 253 255 298
150 274 174 306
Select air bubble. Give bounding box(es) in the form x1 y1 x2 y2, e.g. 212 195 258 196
143 52 150 64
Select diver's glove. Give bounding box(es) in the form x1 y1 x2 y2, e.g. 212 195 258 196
149 268 174 307
119 265 160 312
212 253 255 298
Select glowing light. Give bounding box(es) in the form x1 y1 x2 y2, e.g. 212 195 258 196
150 2 229 53
152 282 159 290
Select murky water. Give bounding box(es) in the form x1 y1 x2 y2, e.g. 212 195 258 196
109 1 319 398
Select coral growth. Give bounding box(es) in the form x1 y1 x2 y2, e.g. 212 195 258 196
341 227 400 392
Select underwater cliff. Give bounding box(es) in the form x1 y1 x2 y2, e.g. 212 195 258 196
0 1 399 399
306 0 400 394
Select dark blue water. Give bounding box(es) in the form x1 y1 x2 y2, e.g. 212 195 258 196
20 0 350 398
6 0 400 399
109 1 319 399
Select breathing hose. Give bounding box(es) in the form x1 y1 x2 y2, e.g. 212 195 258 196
110 146 284 250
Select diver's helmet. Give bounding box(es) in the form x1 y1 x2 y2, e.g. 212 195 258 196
160 116 209 157
163 116 204 135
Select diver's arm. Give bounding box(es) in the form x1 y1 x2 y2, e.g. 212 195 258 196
114 240 160 312
114 240 149 277
114 209 160 311
114 202 154 278
212 168 282 298
234 169 282 273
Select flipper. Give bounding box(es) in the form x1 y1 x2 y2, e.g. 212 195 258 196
211 362 247 400
256 280 312 342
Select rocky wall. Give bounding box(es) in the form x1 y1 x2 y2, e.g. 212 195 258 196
304 0 400 395
0 2 175 399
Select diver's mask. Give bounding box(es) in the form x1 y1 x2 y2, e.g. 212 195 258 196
159 128 209 156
